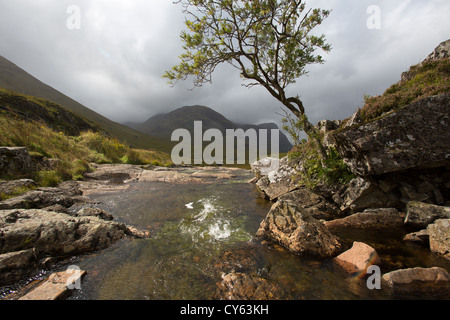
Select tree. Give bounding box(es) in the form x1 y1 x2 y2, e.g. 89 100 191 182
164 0 331 158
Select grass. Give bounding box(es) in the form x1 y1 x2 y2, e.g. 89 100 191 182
360 58 450 122
0 111 173 187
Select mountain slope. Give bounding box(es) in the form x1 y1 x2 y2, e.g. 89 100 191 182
0 55 173 153
136 105 293 153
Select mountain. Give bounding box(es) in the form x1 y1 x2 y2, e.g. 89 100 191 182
133 105 293 153
0 55 173 153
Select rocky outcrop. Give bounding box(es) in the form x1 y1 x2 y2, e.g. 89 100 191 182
427 219 450 260
329 94 450 177
255 200 342 258
251 156 298 201
404 201 450 228
382 267 450 297
324 208 404 232
0 209 128 256
0 147 34 178
278 188 339 221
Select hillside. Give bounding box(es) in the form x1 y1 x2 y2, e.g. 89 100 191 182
0 55 173 153
134 105 293 153
359 39 450 123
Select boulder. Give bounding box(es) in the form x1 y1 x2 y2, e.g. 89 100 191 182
216 272 284 300
255 200 342 258
427 219 450 260
278 188 339 221
0 147 34 178
253 156 298 200
334 242 381 275
329 94 450 176
0 179 37 197
404 201 450 229
0 209 128 256
324 208 404 232
0 249 37 285
382 267 450 297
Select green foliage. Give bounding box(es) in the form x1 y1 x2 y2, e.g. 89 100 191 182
165 0 331 90
361 58 450 122
282 112 355 189
288 140 355 189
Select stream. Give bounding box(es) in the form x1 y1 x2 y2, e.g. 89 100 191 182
66 168 449 300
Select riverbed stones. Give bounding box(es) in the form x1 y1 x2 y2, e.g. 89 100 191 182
0 249 37 285
382 267 450 297
404 201 450 228
256 200 342 258
216 272 284 300
427 219 450 260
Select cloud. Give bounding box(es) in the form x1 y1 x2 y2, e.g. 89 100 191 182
0 0 449 128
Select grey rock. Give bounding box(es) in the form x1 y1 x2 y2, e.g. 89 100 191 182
382 267 450 297
256 200 342 258
0 147 34 178
404 201 450 228
427 219 450 260
329 94 450 176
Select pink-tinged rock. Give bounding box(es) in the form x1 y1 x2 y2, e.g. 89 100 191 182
382 267 450 297
334 242 381 275
20 270 87 300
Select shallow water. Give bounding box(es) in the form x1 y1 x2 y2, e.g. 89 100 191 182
67 169 450 300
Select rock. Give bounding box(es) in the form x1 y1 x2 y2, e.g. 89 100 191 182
403 229 429 244
324 208 404 232
334 242 381 275
256 200 342 258
0 179 37 197
317 119 341 135
19 269 87 300
0 147 34 178
253 157 299 200
427 219 450 260
382 267 450 297
83 164 143 182
0 249 37 285
0 180 84 211
329 94 450 176
251 157 280 179
278 188 339 221
216 272 284 300
0 209 128 256
338 177 399 214
343 108 363 128
404 201 450 228
76 207 114 221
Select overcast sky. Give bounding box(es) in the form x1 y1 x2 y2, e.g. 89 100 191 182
0 0 449 128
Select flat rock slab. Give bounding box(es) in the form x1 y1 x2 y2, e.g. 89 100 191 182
20 270 87 300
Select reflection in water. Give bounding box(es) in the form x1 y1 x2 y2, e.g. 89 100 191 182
68 169 450 300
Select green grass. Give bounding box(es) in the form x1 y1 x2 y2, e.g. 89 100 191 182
360 58 450 122
0 111 173 187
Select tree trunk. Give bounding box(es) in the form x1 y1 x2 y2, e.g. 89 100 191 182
282 97 328 161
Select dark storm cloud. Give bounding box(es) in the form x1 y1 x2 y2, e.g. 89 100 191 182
0 0 449 128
